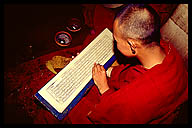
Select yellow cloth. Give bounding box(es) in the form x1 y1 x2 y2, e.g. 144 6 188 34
45 56 72 74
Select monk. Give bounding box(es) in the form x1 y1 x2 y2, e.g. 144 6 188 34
65 4 188 124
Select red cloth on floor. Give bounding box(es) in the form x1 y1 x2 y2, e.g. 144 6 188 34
4 45 83 124
69 40 187 124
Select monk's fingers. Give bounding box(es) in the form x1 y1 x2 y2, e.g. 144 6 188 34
92 66 95 74
96 64 102 72
97 64 105 73
92 63 97 74
94 62 102 72
94 63 98 73
100 65 106 73
93 63 106 74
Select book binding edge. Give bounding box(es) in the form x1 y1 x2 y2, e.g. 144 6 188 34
34 55 116 120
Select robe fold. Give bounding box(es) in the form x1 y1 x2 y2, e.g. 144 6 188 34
67 40 188 124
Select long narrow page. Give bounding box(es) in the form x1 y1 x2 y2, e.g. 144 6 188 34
37 28 114 113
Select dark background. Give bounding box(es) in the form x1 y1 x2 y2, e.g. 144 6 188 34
4 4 90 71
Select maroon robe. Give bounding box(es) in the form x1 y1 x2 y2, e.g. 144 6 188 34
67 40 188 124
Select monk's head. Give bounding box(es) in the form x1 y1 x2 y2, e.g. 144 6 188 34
113 4 161 57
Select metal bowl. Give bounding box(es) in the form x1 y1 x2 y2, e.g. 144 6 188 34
54 31 72 47
66 18 82 32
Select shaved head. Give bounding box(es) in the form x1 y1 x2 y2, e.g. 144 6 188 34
115 4 161 46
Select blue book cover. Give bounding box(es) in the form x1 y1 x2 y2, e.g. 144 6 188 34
35 55 116 120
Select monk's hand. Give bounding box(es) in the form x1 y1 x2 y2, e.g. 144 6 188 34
92 63 109 94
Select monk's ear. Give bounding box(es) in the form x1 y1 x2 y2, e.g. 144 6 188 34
127 38 142 49
127 39 137 49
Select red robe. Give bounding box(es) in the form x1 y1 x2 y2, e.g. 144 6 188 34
67 40 188 124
